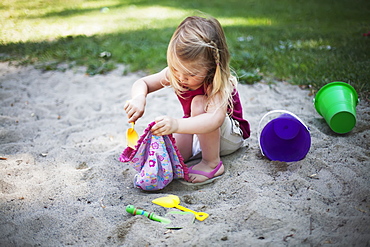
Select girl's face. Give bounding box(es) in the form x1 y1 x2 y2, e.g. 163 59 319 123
172 60 209 90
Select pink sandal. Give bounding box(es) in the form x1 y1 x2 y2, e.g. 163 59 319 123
179 161 224 186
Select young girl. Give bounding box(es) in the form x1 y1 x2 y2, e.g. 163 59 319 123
124 16 250 185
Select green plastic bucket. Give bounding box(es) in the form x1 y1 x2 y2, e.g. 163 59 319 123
314 82 359 134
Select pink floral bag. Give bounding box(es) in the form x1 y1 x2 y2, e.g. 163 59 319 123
119 122 189 191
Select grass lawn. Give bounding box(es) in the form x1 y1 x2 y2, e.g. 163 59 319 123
1 0 369 98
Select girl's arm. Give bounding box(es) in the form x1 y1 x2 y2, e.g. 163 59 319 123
178 109 226 134
152 94 227 135
125 68 169 123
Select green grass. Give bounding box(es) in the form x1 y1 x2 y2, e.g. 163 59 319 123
1 0 369 98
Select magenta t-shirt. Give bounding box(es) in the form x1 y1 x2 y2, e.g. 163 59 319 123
176 86 251 139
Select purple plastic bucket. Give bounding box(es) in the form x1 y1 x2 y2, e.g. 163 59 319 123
258 110 311 162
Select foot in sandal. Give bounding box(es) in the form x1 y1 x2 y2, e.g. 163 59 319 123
185 160 224 185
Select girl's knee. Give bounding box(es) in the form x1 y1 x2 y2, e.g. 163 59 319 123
191 95 207 116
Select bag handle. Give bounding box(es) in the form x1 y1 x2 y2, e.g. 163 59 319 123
257 110 309 156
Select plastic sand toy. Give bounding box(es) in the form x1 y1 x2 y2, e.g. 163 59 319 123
152 195 209 221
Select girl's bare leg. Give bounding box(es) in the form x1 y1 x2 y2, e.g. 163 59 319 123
173 133 193 162
187 95 224 183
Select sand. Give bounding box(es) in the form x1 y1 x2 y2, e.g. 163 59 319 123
0 62 369 246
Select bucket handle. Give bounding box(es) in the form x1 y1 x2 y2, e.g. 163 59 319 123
257 110 310 157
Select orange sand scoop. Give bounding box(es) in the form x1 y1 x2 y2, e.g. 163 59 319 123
126 122 139 148
152 195 209 221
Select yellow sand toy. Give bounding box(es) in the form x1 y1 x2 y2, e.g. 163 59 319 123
152 195 209 221
126 122 139 148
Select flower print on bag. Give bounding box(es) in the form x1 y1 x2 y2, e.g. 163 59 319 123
119 122 189 191
149 160 156 167
151 141 159 150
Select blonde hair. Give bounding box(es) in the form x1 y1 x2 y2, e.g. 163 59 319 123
166 16 237 112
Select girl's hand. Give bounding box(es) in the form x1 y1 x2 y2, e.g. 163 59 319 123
152 116 178 136
124 96 146 123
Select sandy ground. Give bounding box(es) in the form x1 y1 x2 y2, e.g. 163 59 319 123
0 62 369 246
